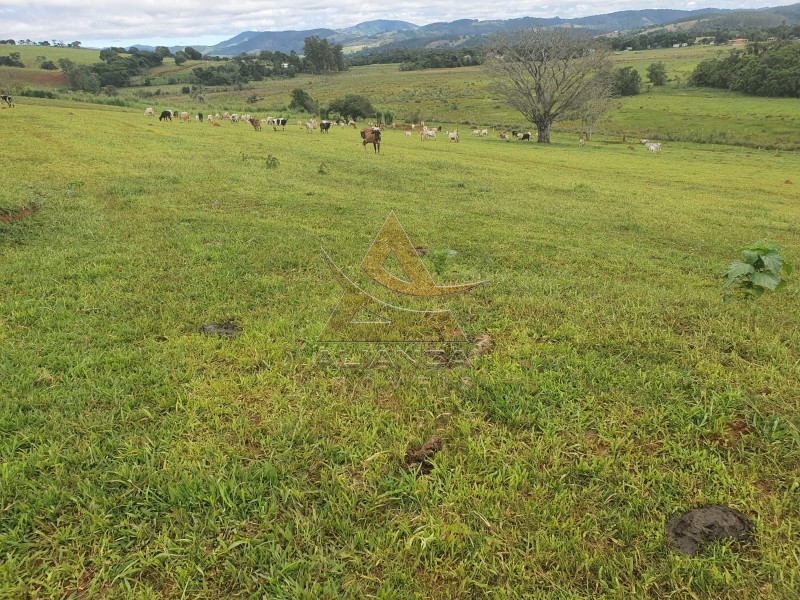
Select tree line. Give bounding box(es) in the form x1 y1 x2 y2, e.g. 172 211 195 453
608 22 800 51
1 39 82 47
690 43 800 97
51 35 347 92
348 47 485 70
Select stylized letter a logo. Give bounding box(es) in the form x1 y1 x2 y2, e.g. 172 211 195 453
320 212 482 343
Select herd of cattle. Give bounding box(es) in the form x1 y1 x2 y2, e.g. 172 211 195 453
141 107 664 153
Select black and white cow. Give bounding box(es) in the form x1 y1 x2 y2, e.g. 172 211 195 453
273 118 287 131
1 95 13 108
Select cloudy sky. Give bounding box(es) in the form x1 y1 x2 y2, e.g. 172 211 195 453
1 0 796 48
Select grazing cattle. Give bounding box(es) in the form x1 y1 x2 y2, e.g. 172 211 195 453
172 111 178 118
646 142 662 152
208 114 213 123
250 118 261 131
472 129 481 136
214 113 221 120
517 132 531 141
348 120 356 128
223 112 230 120
579 138 585 146
361 127 381 153
212 121 221 127
320 121 332 133
159 110 172 121
273 118 287 131
180 112 189 122
420 126 437 141
499 131 509 141
1 95 13 108
404 131 412 137
447 130 459 142
305 120 317 133
479 129 488 136
144 107 155 117
197 112 203 122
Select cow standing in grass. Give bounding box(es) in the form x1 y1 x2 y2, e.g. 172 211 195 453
1 95 14 108
361 127 381 153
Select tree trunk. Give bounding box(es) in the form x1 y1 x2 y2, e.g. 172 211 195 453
536 120 552 143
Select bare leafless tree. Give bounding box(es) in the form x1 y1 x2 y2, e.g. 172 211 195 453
486 28 614 143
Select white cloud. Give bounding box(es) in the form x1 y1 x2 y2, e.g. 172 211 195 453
1 0 797 47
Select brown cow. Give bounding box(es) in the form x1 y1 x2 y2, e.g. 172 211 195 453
250 118 261 131
361 127 381 153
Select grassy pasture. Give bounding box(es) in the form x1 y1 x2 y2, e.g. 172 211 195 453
1 101 799 598
0 46 99 91
3 44 800 148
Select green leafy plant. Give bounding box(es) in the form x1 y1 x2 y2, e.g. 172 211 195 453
723 241 791 353
723 242 791 300
265 155 279 169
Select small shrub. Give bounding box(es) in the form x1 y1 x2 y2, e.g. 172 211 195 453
723 242 791 300
265 155 279 169
19 89 57 99
723 241 792 353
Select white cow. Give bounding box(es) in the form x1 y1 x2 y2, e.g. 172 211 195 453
144 107 155 117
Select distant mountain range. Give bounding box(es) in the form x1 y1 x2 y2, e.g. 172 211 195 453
129 4 800 56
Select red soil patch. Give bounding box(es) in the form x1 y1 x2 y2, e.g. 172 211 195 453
0 206 35 224
26 71 65 86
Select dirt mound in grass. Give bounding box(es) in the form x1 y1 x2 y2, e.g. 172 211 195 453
405 435 443 473
0 207 35 224
666 505 753 556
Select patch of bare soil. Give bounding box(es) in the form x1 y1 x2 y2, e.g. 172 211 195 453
201 322 242 338
0 207 35 224
404 435 443 474
666 505 753 556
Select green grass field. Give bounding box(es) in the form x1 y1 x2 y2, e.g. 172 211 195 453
1 92 799 597
3 43 800 597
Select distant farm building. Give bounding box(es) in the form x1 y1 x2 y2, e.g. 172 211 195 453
730 38 749 46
